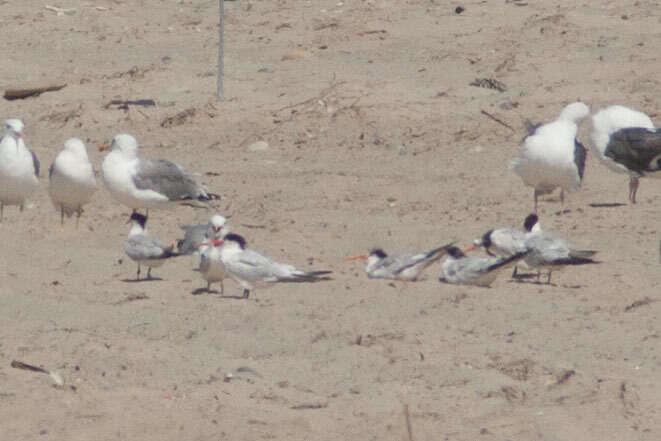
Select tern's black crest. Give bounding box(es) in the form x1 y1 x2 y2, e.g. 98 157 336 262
480 230 494 249
446 246 465 259
224 233 246 249
130 212 147 228
369 248 388 259
523 213 538 232
574 138 587 181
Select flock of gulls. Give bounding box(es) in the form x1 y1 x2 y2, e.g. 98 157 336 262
1 101 660 294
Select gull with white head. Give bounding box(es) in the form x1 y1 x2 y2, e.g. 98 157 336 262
0 119 40 221
49 138 97 227
102 133 219 216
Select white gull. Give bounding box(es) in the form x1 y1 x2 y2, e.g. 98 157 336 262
49 138 97 227
510 102 590 212
0 119 39 221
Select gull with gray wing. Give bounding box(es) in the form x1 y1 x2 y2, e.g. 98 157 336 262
590 105 661 204
510 102 589 212
102 133 219 215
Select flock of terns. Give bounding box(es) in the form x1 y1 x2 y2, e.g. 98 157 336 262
0 101 660 295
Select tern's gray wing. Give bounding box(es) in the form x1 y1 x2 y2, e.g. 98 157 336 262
490 228 529 255
30 150 40 177
225 249 284 283
524 233 596 267
605 127 661 174
177 223 211 254
133 158 207 201
124 233 171 260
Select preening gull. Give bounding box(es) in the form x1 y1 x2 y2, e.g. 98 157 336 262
590 105 660 204
102 133 219 214
510 102 590 212
49 138 97 227
439 246 530 287
177 214 229 255
124 212 180 280
0 119 39 221
215 233 332 298
345 242 454 281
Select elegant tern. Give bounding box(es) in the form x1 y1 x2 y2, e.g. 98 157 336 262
345 242 454 281
218 233 331 298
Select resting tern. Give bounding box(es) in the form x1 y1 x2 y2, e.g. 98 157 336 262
124 212 180 280
48 138 97 227
510 102 590 212
0 119 40 221
590 105 659 204
218 233 332 298
101 133 219 215
345 243 454 281
440 246 530 287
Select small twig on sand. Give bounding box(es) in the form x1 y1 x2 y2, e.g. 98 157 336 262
403 403 414 441
480 109 515 132
290 402 328 410
624 297 655 312
11 360 49 374
275 79 346 113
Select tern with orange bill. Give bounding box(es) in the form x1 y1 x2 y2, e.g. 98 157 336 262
345 242 454 281
215 233 332 298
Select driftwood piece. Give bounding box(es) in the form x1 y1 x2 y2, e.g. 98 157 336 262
4 83 67 100
10 360 49 374
106 99 156 110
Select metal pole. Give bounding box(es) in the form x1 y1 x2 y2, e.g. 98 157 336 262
217 0 224 101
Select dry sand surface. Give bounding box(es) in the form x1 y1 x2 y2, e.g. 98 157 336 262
1 0 661 439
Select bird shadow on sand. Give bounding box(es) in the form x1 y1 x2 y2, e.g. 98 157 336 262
191 288 245 300
588 202 627 208
122 277 164 283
